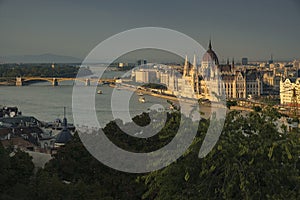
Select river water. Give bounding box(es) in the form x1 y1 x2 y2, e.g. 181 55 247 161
0 85 174 127
0 71 213 127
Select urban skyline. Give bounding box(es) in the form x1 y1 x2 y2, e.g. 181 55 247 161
1 1 300 198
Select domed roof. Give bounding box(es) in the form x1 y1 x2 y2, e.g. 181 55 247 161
55 128 72 144
55 110 72 145
202 40 219 65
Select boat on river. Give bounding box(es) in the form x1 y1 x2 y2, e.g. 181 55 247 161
139 97 145 103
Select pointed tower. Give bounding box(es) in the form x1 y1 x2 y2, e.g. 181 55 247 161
192 54 199 94
55 107 72 147
192 54 197 72
232 58 235 73
62 107 67 129
269 54 274 64
183 55 189 77
192 55 196 79
208 39 212 50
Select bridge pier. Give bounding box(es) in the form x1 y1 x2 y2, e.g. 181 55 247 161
85 79 91 86
52 78 58 86
16 77 23 86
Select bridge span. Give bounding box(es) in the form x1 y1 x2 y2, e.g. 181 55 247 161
15 77 116 86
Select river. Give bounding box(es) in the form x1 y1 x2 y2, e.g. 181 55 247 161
0 71 213 127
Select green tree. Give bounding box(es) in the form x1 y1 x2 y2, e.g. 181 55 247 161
39 133 145 200
0 144 34 200
141 111 300 199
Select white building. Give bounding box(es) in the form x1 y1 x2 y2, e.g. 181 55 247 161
280 77 300 105
134 69 159 83
131 40 263 101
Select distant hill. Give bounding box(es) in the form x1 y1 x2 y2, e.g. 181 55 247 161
0 53 82 63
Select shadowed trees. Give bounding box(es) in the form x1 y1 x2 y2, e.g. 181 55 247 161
1 109 299 199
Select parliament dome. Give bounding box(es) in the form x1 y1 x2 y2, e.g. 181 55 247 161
202 40 219 65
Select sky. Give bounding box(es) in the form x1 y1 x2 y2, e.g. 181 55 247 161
1 0 300 62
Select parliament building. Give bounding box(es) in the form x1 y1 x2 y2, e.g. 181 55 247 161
176 40 263 100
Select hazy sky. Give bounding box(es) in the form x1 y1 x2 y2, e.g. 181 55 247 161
1 0 300 62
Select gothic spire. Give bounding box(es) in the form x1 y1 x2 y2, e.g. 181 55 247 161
209 39 212 50
184 55 188 67
63 107 67 129
184 55 188 76
193 54 197 69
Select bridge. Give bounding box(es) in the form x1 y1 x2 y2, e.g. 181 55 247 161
15 77 116 86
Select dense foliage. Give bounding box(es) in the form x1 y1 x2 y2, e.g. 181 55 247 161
141 110 300 199
0 64 91 78
0 145 34 200
0 108 299 199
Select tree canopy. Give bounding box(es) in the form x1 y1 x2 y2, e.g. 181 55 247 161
1 109 299 199
0 64 92 78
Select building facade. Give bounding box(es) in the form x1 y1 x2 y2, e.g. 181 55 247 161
130 40 263 100
199 41 263 100
280 78 300 105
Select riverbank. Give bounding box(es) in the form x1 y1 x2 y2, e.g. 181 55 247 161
112 83 232 120
115 83 227 109
0 81 14 86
